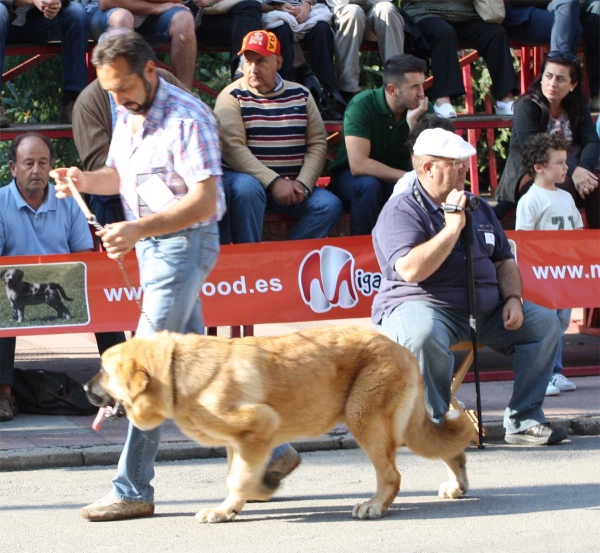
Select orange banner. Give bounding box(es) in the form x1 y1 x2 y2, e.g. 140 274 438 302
1 231 599 337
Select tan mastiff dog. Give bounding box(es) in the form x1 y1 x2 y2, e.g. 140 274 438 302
85 326 474 522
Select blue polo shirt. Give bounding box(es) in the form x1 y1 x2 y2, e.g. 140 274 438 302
371 181 514 324
0 180 93 256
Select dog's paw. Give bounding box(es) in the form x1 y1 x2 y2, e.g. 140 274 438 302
438 480 466 499
352 501 383 520
195 508 238 524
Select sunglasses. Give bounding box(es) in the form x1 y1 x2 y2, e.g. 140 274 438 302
547 51 578 63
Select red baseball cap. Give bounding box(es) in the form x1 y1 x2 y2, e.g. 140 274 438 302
238 30 281 57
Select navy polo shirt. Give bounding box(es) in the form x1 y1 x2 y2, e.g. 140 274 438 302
371 180 514 324
0 180 93 256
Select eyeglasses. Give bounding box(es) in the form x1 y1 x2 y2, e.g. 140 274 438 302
432 157 470 169
547 51 578 63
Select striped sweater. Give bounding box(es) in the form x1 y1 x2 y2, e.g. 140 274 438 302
215 78 327 190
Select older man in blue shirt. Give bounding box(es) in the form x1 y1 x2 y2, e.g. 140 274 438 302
0 133 125 422
372 128 567 447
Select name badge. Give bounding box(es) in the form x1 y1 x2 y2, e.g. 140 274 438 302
484 232 495 246
136 173 177 214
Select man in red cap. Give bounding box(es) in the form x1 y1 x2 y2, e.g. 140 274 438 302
215 30 343 246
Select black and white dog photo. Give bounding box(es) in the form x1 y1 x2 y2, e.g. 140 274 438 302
1 269 74 323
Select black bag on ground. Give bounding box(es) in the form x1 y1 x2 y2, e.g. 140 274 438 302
12 368 97 416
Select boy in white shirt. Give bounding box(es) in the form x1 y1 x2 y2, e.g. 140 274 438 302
516 132 584 396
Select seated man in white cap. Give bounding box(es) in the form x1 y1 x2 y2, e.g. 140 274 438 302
371 128 567 446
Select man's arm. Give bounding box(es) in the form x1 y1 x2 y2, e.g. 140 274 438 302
97 176 217 259
214 88 279 187
346 136 405 183
394 189 465 282
296 94 327 191
495 258 524 330
51 166 121 197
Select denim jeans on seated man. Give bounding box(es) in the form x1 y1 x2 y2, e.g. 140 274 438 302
218 171 344 245
112 224 292 501
377 300 561 433
0 1 88 99
328 169 396 236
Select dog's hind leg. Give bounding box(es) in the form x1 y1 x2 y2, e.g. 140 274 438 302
438 452 468 499
346 413 400 520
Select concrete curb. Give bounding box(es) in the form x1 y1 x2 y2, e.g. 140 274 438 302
1 416 598 472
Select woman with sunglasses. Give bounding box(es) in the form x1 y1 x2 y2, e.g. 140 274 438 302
495 52 600 228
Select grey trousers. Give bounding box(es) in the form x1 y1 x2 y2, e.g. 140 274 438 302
332 0 405 93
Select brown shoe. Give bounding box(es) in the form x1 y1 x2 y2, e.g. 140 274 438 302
59 101 75 124
0 106 10 128
80 495 155 522
262 447 301 490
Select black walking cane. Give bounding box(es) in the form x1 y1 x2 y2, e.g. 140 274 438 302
444 195 485 448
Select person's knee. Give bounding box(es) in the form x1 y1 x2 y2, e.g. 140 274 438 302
169 9 195 38
0 3 11 33
108 8 135 29
230 174 266 204
423 19 457 46
309 189 344 217
58 0 87 27
373 1 400 20
550 0 580 16
485 22 510 44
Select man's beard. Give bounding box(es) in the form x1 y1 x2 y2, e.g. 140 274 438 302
124 77 154 115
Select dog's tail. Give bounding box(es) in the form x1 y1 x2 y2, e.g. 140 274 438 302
402 385 475 460
53 284 74 301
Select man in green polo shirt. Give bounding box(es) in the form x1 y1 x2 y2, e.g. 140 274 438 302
329 55 433 235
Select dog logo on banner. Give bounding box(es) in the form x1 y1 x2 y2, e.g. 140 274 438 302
298 246 359 313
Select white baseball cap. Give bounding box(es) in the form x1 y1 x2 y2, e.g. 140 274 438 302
412 128 477 158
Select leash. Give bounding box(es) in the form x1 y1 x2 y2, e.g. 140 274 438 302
59 177 157 425
58 176 157 334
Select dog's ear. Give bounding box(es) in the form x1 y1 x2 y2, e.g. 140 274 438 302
0 270 5 280
14 269 24 281
124 359 150 402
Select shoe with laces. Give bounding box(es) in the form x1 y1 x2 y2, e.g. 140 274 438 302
550 373 576 392
504 423 568 446
262 447 301 490
433 103 457 118
0 106 9 128
545 381 561 396
80 494 155 522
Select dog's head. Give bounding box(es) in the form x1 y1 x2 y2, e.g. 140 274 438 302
84 333 174 430
1 269 24 287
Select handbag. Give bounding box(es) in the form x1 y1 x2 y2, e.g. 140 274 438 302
473 0 506 23
12 368 97 416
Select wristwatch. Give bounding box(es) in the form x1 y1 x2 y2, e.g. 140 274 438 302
504 294 523 306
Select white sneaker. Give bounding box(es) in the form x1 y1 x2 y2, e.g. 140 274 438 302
545 381 561 396
495 100 515 115
433 103 457 118
550 373 576 392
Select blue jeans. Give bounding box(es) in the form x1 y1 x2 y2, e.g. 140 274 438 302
505 0 582 54
0 1 88 92
376 300 561 435
218 170 343 244
111 224 291 502
553 308 572 375
329 169 395 236
87 5 188 44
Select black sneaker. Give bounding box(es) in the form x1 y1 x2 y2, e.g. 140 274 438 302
504 423 568 446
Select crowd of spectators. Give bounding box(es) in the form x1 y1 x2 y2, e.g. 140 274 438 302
2 0 600 128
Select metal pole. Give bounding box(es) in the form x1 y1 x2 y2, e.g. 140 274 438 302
463 210 485 448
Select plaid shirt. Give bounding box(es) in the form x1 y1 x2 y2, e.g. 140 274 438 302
106 77 225 224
